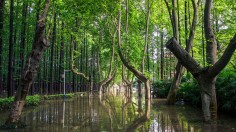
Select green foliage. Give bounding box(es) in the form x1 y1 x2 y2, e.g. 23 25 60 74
216 69 236 112
25 95 41 106
0 97 14 111
152 69 236 112
177 75 201 106
0 93 77 111
178 70 236 110
152 79 172 98
0 95 41 111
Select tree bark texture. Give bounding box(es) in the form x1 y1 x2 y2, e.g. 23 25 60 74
5 0 50 125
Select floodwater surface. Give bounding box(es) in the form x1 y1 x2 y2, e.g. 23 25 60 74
0 93 236 132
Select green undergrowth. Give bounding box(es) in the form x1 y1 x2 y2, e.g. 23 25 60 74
0 93 80 111
152 69 236 113
0 95 41 111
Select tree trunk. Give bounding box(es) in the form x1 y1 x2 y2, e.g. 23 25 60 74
49 11 56 94
0 0 5 95
138 80 142 98
59 22 64 94
4 0 50 126
160 31 164 80
7 0 14 97
20 1 28 77
204 0 218 120
198 76 217 122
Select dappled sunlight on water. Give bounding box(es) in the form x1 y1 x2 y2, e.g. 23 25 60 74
0 93 236 131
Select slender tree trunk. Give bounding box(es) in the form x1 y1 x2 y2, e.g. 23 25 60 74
59 22 64 94
122 0 132 92
7 0 14 97
171 0 179 42
4 0 50 126
160 31 164 80
49 12 56 94
20 2 28 76
0 0 5 96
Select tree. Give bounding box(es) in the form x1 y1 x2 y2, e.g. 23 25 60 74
4 0 50 126
117 1 150 100
166 33 236 121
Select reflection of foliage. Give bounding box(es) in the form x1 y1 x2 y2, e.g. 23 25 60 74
102 95 151 131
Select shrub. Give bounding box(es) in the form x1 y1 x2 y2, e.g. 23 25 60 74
177 76 201 106
216 69 236 112
25 95 41 106
152 69 236 113
0 95 41 111
152 79 172 98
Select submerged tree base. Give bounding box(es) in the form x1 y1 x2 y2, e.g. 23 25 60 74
0 121 26 130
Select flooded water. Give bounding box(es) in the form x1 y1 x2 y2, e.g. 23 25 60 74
0 93 236 132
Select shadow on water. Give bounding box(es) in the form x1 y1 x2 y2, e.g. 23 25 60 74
0 93 236 131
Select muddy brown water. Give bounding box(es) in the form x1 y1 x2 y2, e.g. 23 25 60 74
0 94 235 132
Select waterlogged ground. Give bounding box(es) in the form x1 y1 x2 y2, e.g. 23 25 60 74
0 93 236 132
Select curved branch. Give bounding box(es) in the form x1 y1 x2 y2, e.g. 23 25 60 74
117 9 147 82
71 41 89 81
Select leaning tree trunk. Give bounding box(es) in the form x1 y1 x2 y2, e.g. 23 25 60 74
5 0 50 126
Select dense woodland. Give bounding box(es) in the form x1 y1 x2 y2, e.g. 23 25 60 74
0 0 236 126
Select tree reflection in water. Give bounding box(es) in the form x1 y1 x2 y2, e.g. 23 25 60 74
1 93 236 131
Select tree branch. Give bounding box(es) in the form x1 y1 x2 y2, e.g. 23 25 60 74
165 38 202 77
208 34 236 77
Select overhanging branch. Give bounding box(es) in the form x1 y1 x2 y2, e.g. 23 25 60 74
165 38 202 77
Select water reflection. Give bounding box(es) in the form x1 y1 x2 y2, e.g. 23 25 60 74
0 94 236 131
